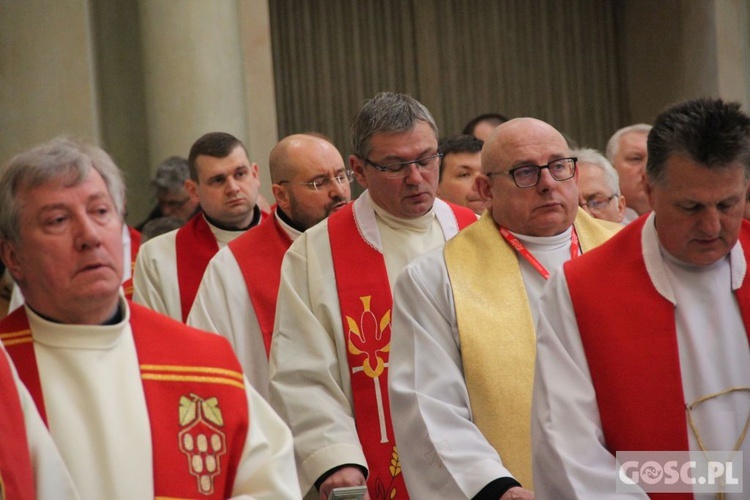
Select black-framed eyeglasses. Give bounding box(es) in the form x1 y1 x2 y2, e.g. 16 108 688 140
580 194 617 213
488 157 577 188
364 152 443 179
278 170 354 191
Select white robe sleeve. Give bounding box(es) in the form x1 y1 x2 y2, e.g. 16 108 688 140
268 226 367 497
532 268 647 499
4 348 80 500
132 230 182 321
388 249 514 498
230 381 302 499
188 247 270 400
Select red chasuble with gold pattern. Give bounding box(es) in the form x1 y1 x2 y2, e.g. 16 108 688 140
328 201 475 499
0 349 36 500
230 213 292 356
175 214 220 322
0 303 250 499
564 216 750 500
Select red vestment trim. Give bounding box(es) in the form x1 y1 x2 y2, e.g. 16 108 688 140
175 214 220 322
0 348 36 500
0 303 250 499
229 213 292 357
328 201 474 499
564 217 750 500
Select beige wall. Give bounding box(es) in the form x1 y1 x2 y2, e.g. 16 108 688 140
615 0 750 124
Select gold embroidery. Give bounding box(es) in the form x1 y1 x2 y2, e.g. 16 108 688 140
141 374 245 391
346 296 391 378
140 364 244 381
178 394 227 496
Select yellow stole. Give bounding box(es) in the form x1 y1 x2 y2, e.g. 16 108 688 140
443 208 620 489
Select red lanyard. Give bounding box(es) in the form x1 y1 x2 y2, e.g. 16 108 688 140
499 226 579 280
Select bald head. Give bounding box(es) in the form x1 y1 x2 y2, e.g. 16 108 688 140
270 134 351 230
481 118 570 174
477 117 579 236
270 134 338 184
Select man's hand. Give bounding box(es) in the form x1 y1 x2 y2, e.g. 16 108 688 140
319 466 370 500
500 486 534 499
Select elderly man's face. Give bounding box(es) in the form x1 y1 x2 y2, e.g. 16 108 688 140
1 169 124 323
577 162 626 223
613 131 649 214
648 155 747 266
351 121 439 219
480 119 578 236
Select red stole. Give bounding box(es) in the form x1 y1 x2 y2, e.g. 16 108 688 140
229 213 292 357
564 217 750 500
175 214 220 322
0 349 36 500
0 303 250 499
328 201 475 499
122 225 142 300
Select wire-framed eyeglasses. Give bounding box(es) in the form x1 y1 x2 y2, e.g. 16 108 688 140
488 157 577 188
580 194 618 213
278 170 354 191
364 152 443 179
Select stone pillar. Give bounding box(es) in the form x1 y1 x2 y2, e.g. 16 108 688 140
138 0 249 168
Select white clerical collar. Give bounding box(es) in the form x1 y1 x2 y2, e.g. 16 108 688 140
352 190 461 253
274 210 303 242
26 294 130 350
642 211 746 304
372 198 435 233
509 226 573 248
204 214 247 246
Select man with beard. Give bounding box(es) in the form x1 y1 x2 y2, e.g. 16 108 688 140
188 134 352 399
134 132 268 321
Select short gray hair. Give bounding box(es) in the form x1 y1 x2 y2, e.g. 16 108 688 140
350 92 438 159
605 123 652 163
0 137 125 243
572 148 620 195
152 156 190 194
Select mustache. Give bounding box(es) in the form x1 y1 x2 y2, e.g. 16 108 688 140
325 196 347 212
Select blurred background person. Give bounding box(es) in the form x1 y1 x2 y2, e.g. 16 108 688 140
574 148 626 223
437 134 485 215
136 156 199 231
605 124 652 223
462 112 509 142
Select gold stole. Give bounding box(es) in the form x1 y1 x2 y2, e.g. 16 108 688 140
444 208 619 489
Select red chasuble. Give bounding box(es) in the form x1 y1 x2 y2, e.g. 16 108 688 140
0 349 36 500
175 214 220 322
564 217 750 500
229 213 292 357
328 201 475 499
0 303 250 499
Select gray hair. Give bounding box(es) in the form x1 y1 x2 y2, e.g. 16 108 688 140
605 123 652 163
0 137 125 243
647 98 750 185
152 156 190 194
572 148 620 195
350 92 438 159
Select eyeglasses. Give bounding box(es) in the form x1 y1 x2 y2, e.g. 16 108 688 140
580 194 617 213
278 170 354 191
364 152 443 179
488 157 577 188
